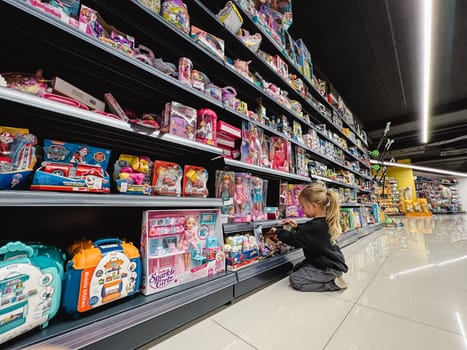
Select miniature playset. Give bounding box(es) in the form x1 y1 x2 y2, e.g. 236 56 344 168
0 241 63 344
160 0 190 35
62 239 141 314
31 139 111 193
140 209 225 295
114 155 153 195
161 101 197 141
195 108 217 146
224 233 259 271
152 160 183 196
183 165 208 197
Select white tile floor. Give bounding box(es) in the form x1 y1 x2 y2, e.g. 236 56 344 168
142 215 467 350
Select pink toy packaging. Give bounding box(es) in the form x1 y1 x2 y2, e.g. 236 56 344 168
251 176 268 221
217 120 241 140
191 25 225 60
270 137 289 172
183 165 208 197
140 209 225 295
152 160 183 196
233 172 252 222
195 108 217 146
178 57 192 85
161 102 197 141
29 0 81 27
240 121 262 165
260 134 271 168
114 154 153 195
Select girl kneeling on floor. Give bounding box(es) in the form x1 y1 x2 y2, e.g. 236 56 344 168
269 183 348 292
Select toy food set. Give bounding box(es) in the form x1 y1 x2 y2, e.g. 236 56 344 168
62 239 141 314
29 0 81 27
51 76 105 111
215 170 235 222
191 25 225 61
0 126 37 190
241 122 262 166
79 5 136 55
137 0 161 14
161 101 197 141
152 160 183 196
114 155 153 195
183 165 208 197
178 57 193 85
224 233 259 271
31 139 111 193
140 209 225 295
251 176 268 221
161 0 190 35
217 1 244 34
195 108 217 146
233 172 252 222
270 136 290 172
0 241 63 344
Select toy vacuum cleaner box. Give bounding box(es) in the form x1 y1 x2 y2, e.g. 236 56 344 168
62 239 141 314
0 241 63 345
31 139 111 193
141 209 225 296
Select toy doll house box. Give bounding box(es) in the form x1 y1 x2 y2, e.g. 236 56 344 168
140 209 225 296
0 241 63 345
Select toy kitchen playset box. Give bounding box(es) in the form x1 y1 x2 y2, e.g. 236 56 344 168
140 209 225 296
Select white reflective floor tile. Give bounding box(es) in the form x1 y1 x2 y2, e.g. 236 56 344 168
146 318 256 350
358 273 467 334
324 269 375 302
324 305 467 350
212 279 353 350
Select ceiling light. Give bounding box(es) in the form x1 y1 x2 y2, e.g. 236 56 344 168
370 160 467 177
421 0 433 143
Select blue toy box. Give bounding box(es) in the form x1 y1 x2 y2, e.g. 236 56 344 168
31 139 111 193
0 241 64 345
62 239 141 314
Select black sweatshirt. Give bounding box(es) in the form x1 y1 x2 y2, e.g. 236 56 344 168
277 217 348 273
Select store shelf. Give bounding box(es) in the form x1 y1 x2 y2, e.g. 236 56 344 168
223 217 309 233
337 222 384 248
5 272 236 350
0 190 223 207
332 107 368 147
341 202 375 208
311 174 359 190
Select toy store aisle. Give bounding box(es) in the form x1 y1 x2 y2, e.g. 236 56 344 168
140 215 467 350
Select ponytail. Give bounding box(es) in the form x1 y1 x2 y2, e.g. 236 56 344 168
325 190 342 242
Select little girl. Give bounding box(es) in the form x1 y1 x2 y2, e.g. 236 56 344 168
269 183 348 292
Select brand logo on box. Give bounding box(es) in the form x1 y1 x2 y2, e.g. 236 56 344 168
149 267 176 289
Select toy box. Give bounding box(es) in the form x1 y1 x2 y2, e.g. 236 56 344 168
295 38 313 81
217 1 244 34
62 239 141 314
191 25 225 60
183 165 208 197
0 241 63 344
195 108 217 146
217 120 241 139
241 122 262 165
152 160 183 196
215 170 235 223
161 0 190 35
31 139 111 193
233 172 252 222
137 0 161 14
224 233 259 271
29 0 81 27
295 147 309 177
178 57 192 85
161 101 197 141
51 77 105 111
0 126 37 190
251 176 268 221
140 209 225 295
114 155 153 195
279 183 305 219
270 137 289 172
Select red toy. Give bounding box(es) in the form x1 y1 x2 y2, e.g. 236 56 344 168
195 108 217 146
152 161 183 196
183 165 208 197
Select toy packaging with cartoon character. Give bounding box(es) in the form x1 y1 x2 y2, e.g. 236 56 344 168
183 165 208 197
114 154 153 195
224 232 259 271
31 139 111 193
152 160 183 196
161 101 197 141
140 209 225 295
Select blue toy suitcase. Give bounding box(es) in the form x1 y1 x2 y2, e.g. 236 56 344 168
62 238 142 314
0 241 63 345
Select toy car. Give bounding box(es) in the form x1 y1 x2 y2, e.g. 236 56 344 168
42 162 104 178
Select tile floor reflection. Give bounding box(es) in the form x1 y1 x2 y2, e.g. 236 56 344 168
142 215 467 350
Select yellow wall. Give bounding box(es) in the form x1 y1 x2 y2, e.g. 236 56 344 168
386 159 417 200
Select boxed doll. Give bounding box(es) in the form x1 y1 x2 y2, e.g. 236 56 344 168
31 139 111 193
250 176 268 221
114 155 153 195
161 101 197 141
233 172 252 222
270 137 289 172
152 160 183 196
240 122 262 165
140 209 225 295
215 170 235 223
195 108 217 146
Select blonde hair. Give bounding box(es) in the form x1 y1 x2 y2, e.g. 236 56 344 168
299 183 342 242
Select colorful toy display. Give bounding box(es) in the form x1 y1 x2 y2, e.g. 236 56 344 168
62 239 141 314
0 126 37 190
152 160 183 196
233 172 252 222
114 155 153 195
161 101 197 141
241 121 262 165
0 241 63 344
183 165 208 197
224 233 259 271
160 0 190 35
279 182 305 218
270 136 290 172
140 209 225 295
191 25 225 60
195 108 217 146
215 170 235 222
31 139 111 193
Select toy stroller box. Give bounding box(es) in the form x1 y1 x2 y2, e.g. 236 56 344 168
62 239 141 314
0 241 63 345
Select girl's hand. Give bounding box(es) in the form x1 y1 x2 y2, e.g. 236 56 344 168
281 219 297 229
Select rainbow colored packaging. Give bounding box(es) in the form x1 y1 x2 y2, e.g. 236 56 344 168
114 155 153 195
161 0 190 35
0 241 64 344
62 239 141 314
0 126 37 190
140 209 225 295
31 139 111 193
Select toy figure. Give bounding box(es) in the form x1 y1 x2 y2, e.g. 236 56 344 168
234 175 248 213
251 177 263 213
271 138 286 171
177 216 198 270
221 174 232 201
0 131 14 156
70 147 88 163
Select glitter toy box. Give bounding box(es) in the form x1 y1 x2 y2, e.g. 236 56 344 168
140 209 225 296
